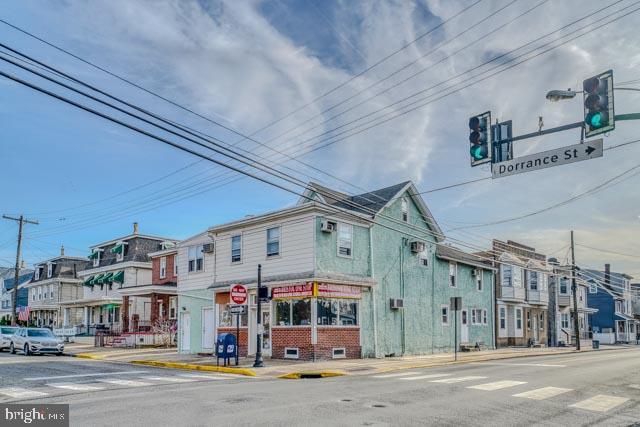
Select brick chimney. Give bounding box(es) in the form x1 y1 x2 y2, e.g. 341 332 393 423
133 222 139 235
604 263 611 286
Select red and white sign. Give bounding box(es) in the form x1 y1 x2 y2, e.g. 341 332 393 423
230 284 248 304
317 283 362 299
272 283 314 299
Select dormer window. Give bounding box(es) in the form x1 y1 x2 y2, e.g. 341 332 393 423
47 263 53 278
34 266 41 281
111 242 128 262
89 249 101 267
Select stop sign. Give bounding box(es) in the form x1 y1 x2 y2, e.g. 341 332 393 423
230 284 248 305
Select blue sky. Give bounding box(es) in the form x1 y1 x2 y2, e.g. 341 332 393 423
1 0 639 276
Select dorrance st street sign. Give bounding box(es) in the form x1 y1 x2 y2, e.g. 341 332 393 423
492 139 603 179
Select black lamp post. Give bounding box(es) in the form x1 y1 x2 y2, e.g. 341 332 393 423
253 264 264 367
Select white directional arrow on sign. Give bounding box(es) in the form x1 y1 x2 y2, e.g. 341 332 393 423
492 139 603 179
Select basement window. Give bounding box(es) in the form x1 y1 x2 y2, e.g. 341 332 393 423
332 348 346 359
284 347 299 359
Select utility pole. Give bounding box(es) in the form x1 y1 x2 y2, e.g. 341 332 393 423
253 264 264 368
2 215 38 326
570 230 580 351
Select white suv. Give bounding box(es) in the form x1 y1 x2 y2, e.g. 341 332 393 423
0 326 18 351
10 328 64 356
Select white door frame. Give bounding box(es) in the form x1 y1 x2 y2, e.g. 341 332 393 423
249 299 271 357
202 306 214 351
460 309 469 343
180 311 191 352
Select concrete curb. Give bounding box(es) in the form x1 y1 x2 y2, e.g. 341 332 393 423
130 360 257 377
73 353 106 360
278 371 346 379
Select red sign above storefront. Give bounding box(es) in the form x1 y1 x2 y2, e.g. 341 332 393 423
271 283 314 299
230 284 248 304
317 283 362 299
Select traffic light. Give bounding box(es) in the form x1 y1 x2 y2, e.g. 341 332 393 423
583 70 614 138
469 111 491 166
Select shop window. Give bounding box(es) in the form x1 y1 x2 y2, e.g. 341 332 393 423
292 299 311 325
339 300 357 325
316 299 358 326
231 236 242 263
317 299 338 325
275 301 291 326
337 223 352 257
266 227 280 257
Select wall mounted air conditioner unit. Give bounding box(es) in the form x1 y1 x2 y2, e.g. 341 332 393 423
202 243 215 253
471 268 479 276
390 298 404 309
320 219 337 233
410 241 426 253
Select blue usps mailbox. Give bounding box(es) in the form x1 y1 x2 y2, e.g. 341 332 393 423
216 333 237 366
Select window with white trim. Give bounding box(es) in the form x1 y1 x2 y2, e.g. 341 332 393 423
160 257 167 279
589 283 597 294
501 265 512 287
169 297 177 319
231 235 242 263
482 309 488 325
173 256 178 276
441 305 449 326
471 309 484 325
528 271 538 290
476 269 483 291
499 307 506 329
401 198 408 222
560 277 568 294
188 245 204 272
34 266 40 281
515 308 522 330
266 227 280 257
539 312 544 330
419 247 429 267
47 263 53 278
38 286 42 301
92 250 101 267
526 310 531 329
561 313 570 329
449 262 457 287
337 223 352 257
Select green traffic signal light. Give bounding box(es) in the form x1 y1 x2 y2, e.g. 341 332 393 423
586 111 609 129
470 144 488 160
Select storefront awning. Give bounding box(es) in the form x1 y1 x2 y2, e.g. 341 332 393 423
83 276 94 286
112 271 124 284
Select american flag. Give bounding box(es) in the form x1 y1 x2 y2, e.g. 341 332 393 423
17 306 30 322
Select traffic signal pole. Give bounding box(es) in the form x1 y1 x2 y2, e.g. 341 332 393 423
570 231 580 351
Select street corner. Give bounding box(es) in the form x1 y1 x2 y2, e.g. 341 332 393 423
129 360 257 377
71 353 106 360
277 370 347 380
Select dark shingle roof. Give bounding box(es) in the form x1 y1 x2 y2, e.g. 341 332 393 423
437 245 495 270
309 181 411 216
4 272 33 290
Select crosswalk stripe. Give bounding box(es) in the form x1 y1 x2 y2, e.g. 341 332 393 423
99 379 151 387
47 382 104 391
177 374 228 380
430 376 487 384
569 395 629 412
399 374 451 381
372 371 421 378
467 380 527 391
513 387 573 400
139 376 196 383
0 387 48 399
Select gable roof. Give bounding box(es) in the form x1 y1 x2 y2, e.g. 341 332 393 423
579 268 630 297
299 181 444 241
436 245 496 270
3 272 33 290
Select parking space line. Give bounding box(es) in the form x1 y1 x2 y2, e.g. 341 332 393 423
513 387 573 400
569 395 629 412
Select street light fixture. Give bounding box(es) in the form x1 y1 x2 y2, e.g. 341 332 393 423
545 89 578 101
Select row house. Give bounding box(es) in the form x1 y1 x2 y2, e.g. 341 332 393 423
481 240 550 347
581 264 638 344
63 223 176 334
547 258 598 347
0 268 32 323
25 247 85 328
177 181 496 360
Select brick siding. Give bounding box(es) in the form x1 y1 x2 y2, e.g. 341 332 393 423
151 254 176 285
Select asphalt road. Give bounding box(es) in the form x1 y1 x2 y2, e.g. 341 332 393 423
0 348 639 426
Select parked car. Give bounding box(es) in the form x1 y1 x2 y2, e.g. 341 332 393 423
9 328 64 356
0 326 18 351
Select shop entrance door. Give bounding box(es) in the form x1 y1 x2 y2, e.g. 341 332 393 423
460 309 469 343
249 304 271 357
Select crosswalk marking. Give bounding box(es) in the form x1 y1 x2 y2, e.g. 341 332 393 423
177 374 228 380
372 371 421 379
513 387 573 400
0 387 48 399
430 376 487 384
47 382 104 391
399 374 451 381
139 376 196 383
569 395 629 412
99 379 151 387
467 380 527 391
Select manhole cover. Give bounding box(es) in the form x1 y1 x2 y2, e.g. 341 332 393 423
371 404 386 408
341 399 352 402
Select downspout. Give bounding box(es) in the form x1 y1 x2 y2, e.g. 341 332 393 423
369 224 379 358
490 269 496 349
430 246 435 354
400 244 405 355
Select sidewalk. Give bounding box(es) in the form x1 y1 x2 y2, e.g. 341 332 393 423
64 343 625 378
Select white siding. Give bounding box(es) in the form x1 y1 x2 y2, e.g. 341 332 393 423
213 215 315 284
177 232 215 292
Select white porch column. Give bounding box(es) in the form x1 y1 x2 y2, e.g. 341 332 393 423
83 306 89 326
63 308 68 327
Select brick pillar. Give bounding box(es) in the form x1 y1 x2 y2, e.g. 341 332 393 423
150 294 159 325
161 295 170 320
122 296 130 332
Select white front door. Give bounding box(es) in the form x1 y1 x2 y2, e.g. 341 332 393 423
249 305 271 357
460 309 469 343
180 312 191 352
202 307 214 351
